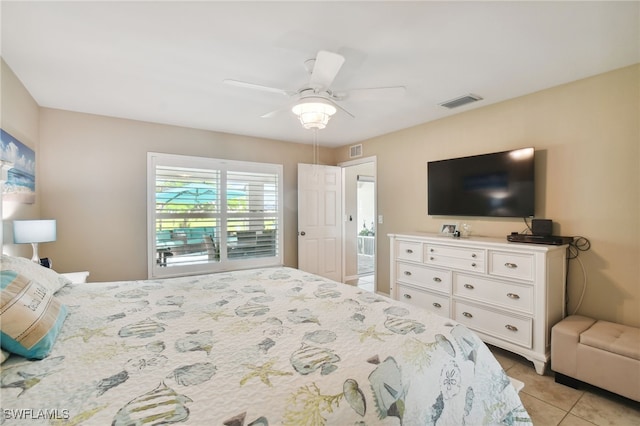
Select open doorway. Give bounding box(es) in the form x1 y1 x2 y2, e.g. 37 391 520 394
341 157 376 292
357 176 375 275
356 175 375 292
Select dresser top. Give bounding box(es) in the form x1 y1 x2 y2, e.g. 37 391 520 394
388 232 569 253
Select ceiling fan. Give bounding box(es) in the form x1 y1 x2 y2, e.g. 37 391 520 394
223 50 405 130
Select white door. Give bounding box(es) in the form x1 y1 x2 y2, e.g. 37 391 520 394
297 163 342 282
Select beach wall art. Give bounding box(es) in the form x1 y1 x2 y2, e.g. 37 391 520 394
1 129 36 204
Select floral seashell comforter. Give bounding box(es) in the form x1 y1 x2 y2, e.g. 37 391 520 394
0 267 531 425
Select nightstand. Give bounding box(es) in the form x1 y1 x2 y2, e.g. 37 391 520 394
60 271 90 283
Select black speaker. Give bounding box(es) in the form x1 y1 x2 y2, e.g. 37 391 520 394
532 219 553 236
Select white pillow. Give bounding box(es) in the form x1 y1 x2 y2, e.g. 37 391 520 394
0 254 72 294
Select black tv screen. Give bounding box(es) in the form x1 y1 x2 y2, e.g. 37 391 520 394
428 148 535 217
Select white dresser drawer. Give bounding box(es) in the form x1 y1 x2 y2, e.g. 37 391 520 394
396 262 450 293
397 284 450 315
396 241 423 262
425 244 485 262
453 273 533 314
426 253 485 274
489 251 535 281
453 301 532 348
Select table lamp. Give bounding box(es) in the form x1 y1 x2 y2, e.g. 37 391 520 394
13 219 57 263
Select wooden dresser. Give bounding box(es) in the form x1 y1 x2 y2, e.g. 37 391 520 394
389 233 567 374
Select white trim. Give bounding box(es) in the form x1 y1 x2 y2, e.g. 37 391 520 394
338 155 377 168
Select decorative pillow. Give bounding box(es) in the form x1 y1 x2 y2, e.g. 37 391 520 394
0 270 68 359
0 254 72 294
1 349 9 364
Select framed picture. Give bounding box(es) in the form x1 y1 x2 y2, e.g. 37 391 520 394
440 223 458 235
0 129 36 204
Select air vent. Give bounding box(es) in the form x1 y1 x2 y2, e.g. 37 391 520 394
439 94 483 109
349 144 363 158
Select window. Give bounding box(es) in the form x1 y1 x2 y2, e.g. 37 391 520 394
147 152 283 278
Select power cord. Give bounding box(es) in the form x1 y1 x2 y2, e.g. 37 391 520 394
519 217 590 315
566 236 591 315
567 236 591 259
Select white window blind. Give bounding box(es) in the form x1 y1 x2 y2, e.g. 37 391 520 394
148 153 283 278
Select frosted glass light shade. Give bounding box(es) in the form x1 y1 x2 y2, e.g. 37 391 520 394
292 98 337 130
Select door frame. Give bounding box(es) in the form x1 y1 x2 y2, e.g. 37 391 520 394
338 156 377 288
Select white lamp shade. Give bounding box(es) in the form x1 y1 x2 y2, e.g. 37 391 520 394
13 220 57 244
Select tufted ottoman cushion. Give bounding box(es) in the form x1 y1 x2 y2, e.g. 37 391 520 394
580 320 640 361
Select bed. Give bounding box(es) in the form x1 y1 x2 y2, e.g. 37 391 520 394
1 262 530 425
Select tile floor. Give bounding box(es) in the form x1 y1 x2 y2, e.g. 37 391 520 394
489 344 640 425
354 273 375 292
357 253 375 275
345 273 376 293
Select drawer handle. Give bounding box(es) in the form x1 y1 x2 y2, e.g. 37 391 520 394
432 302 442 308
406 249 413 254
507 293 520 299
404 271 412 276
430 256 435 261
462 312 473 318
471 253 477 258
403 293 412 299
464 284 474 290
433 277 442 283
505 324 518 332
505 262 518 269
430 248 434 252
471 262 477 267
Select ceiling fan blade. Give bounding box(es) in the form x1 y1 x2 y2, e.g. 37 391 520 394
260 108 286 119
309 51 345 91
325 97 355 119
260 99 297 119
341 86 406 101
223 79 293 96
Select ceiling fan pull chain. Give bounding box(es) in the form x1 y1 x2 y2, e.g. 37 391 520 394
313 129 319 165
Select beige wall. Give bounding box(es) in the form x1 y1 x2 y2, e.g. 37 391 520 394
36 109 335 282
0 59 41 256
335 64 640 327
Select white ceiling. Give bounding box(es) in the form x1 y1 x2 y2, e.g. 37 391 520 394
1 1 638 147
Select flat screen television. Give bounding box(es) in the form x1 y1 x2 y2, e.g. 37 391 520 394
427 147 535 217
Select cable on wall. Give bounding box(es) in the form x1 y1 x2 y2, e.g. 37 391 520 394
519 217 591 315
566 236 591 315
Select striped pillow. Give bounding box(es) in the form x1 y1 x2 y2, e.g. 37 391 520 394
0 270 68 359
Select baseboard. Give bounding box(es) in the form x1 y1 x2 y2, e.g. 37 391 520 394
343 274 359 284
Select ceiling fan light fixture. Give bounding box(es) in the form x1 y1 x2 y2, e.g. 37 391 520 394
292 97 337 130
